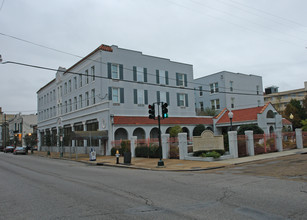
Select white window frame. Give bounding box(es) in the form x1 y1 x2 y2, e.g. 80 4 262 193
112 88 120 103
85 92 89 106
178 73 185 87
179 93 186 107
137 89 145 105
111 64 120 79
159 70 166 85
211 99 220 110
137 66 144 82
91 66 95 81
160 91 167 103
210 83 219 94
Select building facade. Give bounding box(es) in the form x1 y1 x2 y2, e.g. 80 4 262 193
37 44 200 155
8 113 37 147
0 107 15 148
194 71 264 114
264 81 307 114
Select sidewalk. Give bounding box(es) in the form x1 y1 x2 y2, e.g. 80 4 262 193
33 148 307 171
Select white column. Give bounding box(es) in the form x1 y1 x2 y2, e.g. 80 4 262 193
296 129 303 149
83 122 87 154
162 134 170 159
178 133 187 160
228 131 238 158
71 124 75 147
245 130 254 156
130 136 137 158
37 130 42 151
275 129 283 152
56 127 60 148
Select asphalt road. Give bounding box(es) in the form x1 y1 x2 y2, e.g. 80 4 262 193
0 152 306 220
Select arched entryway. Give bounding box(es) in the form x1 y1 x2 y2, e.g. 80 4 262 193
150 127 159 139
114 128 128 140
133 127 146 140
182 127 190 139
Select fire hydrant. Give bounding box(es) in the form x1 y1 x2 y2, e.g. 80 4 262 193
115 150 120 164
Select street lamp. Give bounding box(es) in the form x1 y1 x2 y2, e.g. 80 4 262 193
290 113 294 131
228 111 234 131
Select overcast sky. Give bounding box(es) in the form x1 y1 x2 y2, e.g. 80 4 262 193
0 0 306 114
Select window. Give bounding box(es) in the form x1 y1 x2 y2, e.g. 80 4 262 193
199 86 203 96
64 82 67 94
68 80 71 93
91 66 95 81
74 97 77 110
200 102 204 111
60 103 62 114
53 89 56 100
156 70 168 85
64 101 67 113
53 106 56 117
50 91 52 101
160 91 167 103
112 88 120 103
79 95 83 109
91 89 95 104
69 99 72 112
74 77 77 90
177 73 187 87
109 87 124 103
256 85 259 95
231 98 235 108
178 94 186 107
47 94 49 103
137 67 144 82
258 100 261 107
210 83 219 93
177 93 188 107
85 92 89 106
112 64 119 79
230 81 233 92
79 74 82 87
57 104 60 115
85 70 89 84
211 99 220 110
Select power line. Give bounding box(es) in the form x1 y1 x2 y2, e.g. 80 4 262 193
2 60 264 97
0 32 263 93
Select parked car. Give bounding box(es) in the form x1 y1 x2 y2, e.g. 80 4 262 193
4 146 15 153
13 147 28 155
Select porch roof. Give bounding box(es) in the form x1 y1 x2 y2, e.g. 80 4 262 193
113 116 213 125
216 104 270 125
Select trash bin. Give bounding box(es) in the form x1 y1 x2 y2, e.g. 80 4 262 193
124 152 131 164
89 148 96 161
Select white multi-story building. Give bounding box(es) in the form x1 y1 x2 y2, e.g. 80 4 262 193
8 113 37 147
37 44 212 155
194 71 264 113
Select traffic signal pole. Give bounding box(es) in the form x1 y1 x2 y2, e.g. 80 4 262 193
157 104 164 167
148 102 167 167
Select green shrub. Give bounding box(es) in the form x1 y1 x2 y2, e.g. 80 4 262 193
193 124 206 136
237 124 264 135
201 151 221 159
120 140 130 155
193 149 224 157
169 125 182 137
148 144 160 158
135 146 149 158
169 145 179 159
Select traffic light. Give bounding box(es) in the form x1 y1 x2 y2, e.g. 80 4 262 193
162 102 168 119
148 104 155 119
